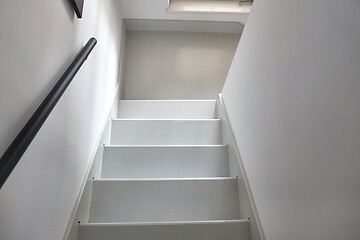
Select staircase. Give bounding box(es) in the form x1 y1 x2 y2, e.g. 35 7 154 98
77 100 251 240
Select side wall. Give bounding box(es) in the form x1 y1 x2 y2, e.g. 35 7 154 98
123 31 240 99
0 0 123 239
222 1 360 240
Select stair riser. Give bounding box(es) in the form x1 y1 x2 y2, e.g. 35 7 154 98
78 221 250 240
118 100 216 119
89 179 240 223
101 146 229 178
110 120 221 145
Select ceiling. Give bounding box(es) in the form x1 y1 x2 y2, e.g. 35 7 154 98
115 0 249 25
125 19 244 33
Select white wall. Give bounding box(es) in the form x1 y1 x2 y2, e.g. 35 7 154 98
123 31 240 99
0 0 123 239
222 1 360 240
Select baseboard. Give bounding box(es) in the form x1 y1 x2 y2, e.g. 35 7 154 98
62 84 120 240
217 93 266 240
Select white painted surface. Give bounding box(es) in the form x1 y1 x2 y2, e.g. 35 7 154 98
78 220 250 240
122 31 240 99
110 119 222 145
216 95 262 240
89 178 240 222
222 0 360 239
101 145 229 178
125 19 244 34
0 0 123 240
66 95 119 240
168 0 252 14
116 0 249 25
118 100 216 119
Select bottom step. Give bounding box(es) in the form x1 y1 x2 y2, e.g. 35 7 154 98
78 220 250 240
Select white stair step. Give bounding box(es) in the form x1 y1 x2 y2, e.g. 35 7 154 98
118 100 216 119
78 220 250 240
89 178 240 223
110 119 221 145
101 145 229 178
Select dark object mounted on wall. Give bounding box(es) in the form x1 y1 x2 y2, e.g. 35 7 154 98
70 0 84 18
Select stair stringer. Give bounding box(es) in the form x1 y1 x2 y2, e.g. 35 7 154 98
64 89 120 240
216 93 265 240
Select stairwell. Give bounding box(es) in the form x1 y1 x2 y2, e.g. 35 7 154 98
76 100 251 240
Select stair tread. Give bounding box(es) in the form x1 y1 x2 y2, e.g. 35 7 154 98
89 177 240 223
95 177 236 181
112 118 221 121
117 100 217 119
110 119 222 145
101 145 229 178
78 218 250 240
80 219 249 226
119 100 217 101
104 144 227 148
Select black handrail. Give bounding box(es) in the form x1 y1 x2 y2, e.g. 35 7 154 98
0 38 97 189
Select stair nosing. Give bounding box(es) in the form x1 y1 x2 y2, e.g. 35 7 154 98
94 177 237 182
103 144 227 148
79 219 249 227
118 100 217 102
111 118 221 121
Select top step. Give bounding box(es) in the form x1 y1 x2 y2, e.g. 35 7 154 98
118 100 216 119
